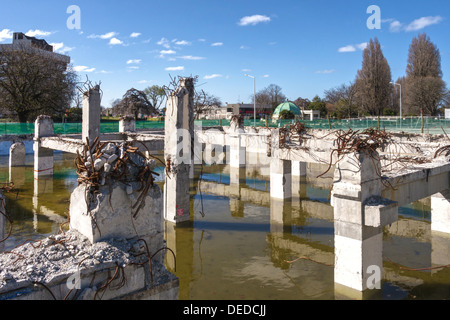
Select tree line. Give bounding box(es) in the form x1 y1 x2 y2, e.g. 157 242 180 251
251 33 449 118
0 33 447 123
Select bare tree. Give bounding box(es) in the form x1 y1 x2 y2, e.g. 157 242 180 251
0 43 77 122
324 83 359 118
193 90 222 119
405 33 447 115
354 38 392 116
252 84 287 110
114 88 156 119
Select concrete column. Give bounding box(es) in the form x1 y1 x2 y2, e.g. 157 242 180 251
270 158 292 199
164 78 195 224
9 142 26 168
33 115 54 178
0 192 5 252
292 161 307 178
82 85 101 144
119 116 136 133
229 135 246 168
431 190 450 234
331 151 391 293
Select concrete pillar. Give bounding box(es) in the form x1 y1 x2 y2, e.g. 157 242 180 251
331 151 386 293
164 78 195 224
431 190 450 234
119 116 136 133
9 142 26 167
82 85 101 144
33 115 54 178
229 135 246 168
270 158 291 199
292 161 307 177
0 192 5 253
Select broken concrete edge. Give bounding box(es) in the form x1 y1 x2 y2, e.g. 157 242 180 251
364 196 399 228
0 230 178 300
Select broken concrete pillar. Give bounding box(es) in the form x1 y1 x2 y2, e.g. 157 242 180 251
33 116 54 178
119 116 136 133
9 142 26 168
270 158 292 199
164 78 195 224
431 190 450 234
82 85 101 144
330 150 398 292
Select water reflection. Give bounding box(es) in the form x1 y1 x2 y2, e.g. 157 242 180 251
1 152 450 299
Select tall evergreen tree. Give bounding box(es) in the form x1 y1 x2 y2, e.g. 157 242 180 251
405 33 446 115
354 38 392 116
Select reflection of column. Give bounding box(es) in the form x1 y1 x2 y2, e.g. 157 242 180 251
270 199 291 234
34 116 54 179
230 198 245 218
431 190 450 234
270 158 291 199
164 220 193 300
164 78 194 224
431 232 450 275
9 167 26 188
33 176 54 232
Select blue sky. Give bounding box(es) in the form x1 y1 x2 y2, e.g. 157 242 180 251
1 0 449 108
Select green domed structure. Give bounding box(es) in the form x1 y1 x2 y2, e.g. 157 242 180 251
273 102 301 119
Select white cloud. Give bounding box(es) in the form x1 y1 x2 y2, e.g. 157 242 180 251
315 69 336 74
127 59 141 64
204 74 222 80
405 16 442 32
338 45 356 53
160 50 176 55
356 42 368 50
165 66 184 71
0 29 13 42
241 69 251 72
179 55 205 60
338 42 367 53
240 45 250 50
50 42 74 54
137 80 150 84
88 32 117 39
211 42 223 47
109 37 123 45
262 74 270 78
26 29 53 37
174 40 191 46
389 20 403 32
238 14 271 26
130 32 141 38
73 65 96 73
157 37 171 49
97 70 112 74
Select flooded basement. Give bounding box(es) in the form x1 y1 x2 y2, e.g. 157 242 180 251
1 151 450 300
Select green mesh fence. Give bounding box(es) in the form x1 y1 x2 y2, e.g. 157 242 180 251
0 118 449 136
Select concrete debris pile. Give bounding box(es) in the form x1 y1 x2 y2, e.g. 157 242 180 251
74 137 159 218
0 230 176 300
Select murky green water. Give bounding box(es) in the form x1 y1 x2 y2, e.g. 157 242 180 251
1 152 450 300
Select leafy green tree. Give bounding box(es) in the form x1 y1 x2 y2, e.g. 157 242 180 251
308 96 327 117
